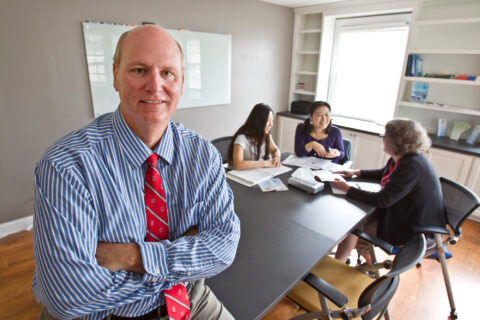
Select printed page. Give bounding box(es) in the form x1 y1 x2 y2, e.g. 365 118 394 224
282 154 334 170
226 165 291 187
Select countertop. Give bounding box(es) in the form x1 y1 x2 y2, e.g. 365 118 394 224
278 111 480 157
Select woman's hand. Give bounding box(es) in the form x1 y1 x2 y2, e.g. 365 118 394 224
331 179 351 192
263 158 281 168
311 142 328 157
334 169 360 179
324 148 340 158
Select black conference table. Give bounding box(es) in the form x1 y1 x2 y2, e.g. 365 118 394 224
206 165 376 320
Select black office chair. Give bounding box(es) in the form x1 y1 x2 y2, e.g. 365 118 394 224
413 177 480 320
340 138 353 168
210 136 232 164
354 177 480 320
287 234 426 320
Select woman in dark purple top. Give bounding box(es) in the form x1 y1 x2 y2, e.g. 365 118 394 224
294 101 345 164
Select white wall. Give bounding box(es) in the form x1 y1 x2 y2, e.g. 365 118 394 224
0 0 294 224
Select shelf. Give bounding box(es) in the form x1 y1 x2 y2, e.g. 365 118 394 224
399 101 480 116
299 28 322 34
404 76 480 86
415 17 480 26
293 89 315 96
297 51 319 55
409 49 480 55
295 71 317 76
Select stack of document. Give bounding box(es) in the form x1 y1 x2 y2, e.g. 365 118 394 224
226 165 292 187
282 154 345 171
288 167 325 194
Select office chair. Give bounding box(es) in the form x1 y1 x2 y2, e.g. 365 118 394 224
287 234 426 320
341 138 353 168
413 177 480 320
354 177 480 320
210 136 232 164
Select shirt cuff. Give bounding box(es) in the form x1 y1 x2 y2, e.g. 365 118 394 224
137 241 169 283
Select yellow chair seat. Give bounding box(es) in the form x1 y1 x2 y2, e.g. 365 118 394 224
288 256 375 318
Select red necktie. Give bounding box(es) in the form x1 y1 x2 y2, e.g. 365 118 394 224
145 154 190 320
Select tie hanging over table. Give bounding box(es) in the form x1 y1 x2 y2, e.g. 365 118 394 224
145 154 190 320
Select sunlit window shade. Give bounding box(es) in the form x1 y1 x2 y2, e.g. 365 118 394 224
328 15 410 124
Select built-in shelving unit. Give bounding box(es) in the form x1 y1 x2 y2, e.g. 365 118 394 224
395 0 480 134
288 12 323 107
404 76 480 86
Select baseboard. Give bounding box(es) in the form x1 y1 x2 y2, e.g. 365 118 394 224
469 215 480 223
0 215 33 239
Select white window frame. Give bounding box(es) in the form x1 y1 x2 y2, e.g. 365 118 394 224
326 12 412 124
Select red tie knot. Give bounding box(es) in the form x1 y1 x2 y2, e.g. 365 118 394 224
147 154 158 167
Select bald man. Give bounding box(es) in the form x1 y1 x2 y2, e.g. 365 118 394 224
33 25 240 320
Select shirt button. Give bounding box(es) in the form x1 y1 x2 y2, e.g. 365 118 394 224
155 267 160 274
152 277 158 282
187 272 191 276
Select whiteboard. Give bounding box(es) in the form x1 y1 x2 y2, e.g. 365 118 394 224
82 21 232 117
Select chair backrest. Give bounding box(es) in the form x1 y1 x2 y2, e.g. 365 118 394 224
211 136 232 164
358 234 426 320
389 233 426 277
341 138 352 165
440 177 480 234
358 276 399 320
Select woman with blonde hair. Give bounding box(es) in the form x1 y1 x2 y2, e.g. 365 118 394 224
332 119 447 263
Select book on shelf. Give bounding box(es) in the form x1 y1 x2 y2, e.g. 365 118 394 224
454 75 478 81
450 121 471 141
424 73 454 79
411 82 429 102
226 165 292 187
406 55 423 77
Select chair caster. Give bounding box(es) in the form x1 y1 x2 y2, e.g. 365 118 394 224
448 310 458 320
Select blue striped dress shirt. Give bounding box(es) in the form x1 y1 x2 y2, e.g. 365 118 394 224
33 108 240 320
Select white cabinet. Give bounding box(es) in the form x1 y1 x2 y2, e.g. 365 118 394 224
341 128 387 170
396 0 480 132
289 12 323 106
425 148 479 221
276 116 303 154
424 147 474 185
466 157 480 221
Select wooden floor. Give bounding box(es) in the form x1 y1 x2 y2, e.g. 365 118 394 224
1 220 479 320
262 219 480 320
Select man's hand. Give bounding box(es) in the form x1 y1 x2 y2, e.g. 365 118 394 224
96 242 145 274
96 227 199 273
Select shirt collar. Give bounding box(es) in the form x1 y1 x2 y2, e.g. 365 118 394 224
113 108 174 169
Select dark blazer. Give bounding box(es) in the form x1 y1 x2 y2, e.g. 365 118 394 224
347 153 447 245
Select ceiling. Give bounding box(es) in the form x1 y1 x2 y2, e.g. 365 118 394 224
259 0 352 8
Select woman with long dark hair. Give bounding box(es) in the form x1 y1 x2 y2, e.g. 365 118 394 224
294 101 345 163
227 103 281 170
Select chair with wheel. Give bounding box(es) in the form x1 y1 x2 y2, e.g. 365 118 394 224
287 233 426 320
353 177 480 320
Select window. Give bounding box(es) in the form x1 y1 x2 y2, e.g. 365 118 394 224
327 13 411 124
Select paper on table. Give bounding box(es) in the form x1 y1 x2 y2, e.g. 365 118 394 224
282 154 345 171
226 165 292 187
258 177 289 192
311 169 345 182
289 167 325 192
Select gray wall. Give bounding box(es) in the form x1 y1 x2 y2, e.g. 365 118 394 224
0 0 294 224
